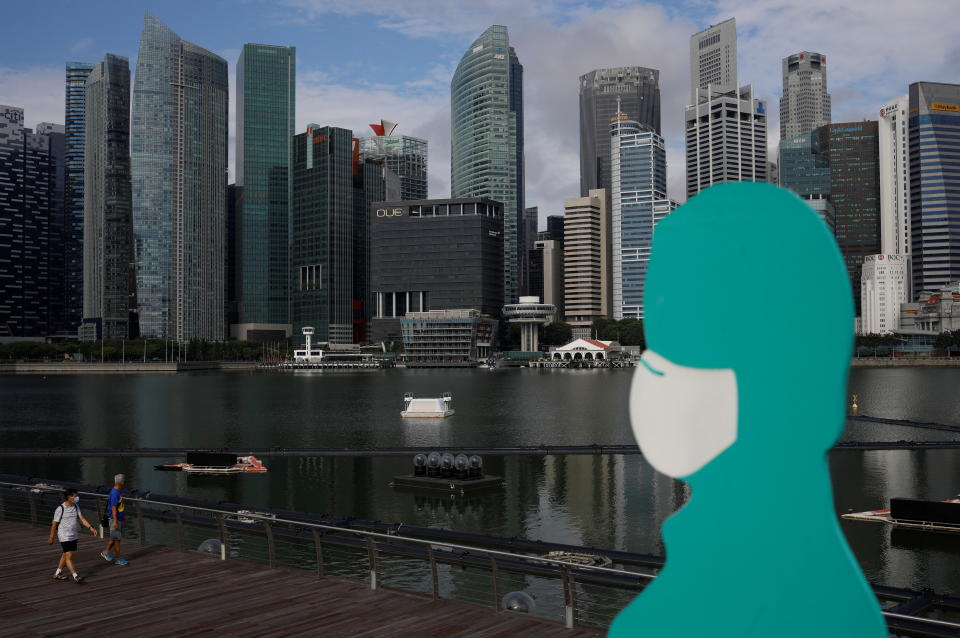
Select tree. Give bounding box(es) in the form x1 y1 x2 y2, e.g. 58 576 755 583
542 321 572 346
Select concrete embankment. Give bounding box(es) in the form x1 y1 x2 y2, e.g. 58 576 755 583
0 361 261 374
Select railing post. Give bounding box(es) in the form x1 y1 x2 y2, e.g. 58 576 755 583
135 501 146 545
27 489 37 525
428 546 439 600
264 522 275 568
561 566 575 629
366 537 378 590
217 515 226 561
96 496 104 538
312 529 324 578
490 556 499 611
175 508 183 551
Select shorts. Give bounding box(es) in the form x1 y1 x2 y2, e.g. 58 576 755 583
109 523 123 541
60 540 77 553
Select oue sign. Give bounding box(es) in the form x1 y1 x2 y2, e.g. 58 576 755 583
376 208 404 218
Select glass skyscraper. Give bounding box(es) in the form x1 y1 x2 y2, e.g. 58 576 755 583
779 132 835 230
451 25 524 305
64 61 95 334
235 43 295 335
81 54 133 341
579 67 661 196
359 132 427 201
131 14 228 341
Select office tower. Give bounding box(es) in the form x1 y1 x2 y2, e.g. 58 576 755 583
234 43 295 341
563 188 611 339
0 106 59 337
610 107 677 319
530 238 564 318
369 197 504 344
36 122 66 335
290 125 355 344
690 18 737 101
909 82 960 294
579 67 661 195
80 54 133 341
352 147 386 343
685 84 768 198
64 61 95 334
778 132 834 230
539 215 564 241
226 184 240 330
879 95 911 257
359 121 427 201
780 52 831 138
816 121 881 315
521 205 538 295
861 254 908 334
451 25 524 305
131 14 228 341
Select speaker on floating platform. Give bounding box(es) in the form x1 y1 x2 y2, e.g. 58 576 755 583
440 453 455 478
454 454 469 480
413 453 427 476
427 452 441 477
469 455 483 479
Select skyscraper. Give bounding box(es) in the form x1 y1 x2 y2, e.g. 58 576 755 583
879 94 910 258
909 82 960 294
610 107 677 319
359 121 427 201
579 67 661 195
81 54 133 341
234 43 296 341
778 132 834 230
563 189 610 339
780 52 831 138
131 14 228 341
689 18 737 101
451 25 524 305
64 61 95 334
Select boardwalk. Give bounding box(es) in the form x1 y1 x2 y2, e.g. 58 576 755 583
0 521 601 637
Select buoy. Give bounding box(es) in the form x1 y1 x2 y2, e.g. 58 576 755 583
851 394 859 411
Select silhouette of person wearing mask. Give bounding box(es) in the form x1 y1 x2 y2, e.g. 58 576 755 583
609 183 885 637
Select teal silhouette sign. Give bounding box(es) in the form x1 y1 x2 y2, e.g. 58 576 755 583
611 183 885 636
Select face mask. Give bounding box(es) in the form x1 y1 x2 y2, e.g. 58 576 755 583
629 350 738 478
73 496 80 504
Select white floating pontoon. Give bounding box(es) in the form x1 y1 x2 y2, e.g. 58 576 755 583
401 392 455 418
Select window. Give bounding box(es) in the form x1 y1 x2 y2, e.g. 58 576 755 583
299 265 321 291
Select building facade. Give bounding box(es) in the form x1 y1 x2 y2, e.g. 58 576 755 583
359 127 427 201
531 239 564 317
131 14 228 341
64 62 95 335
879 95 911 253
369 197 504 344
780 51 831 139
81 54 133 341
899 282 960 333
690 18 737 101
563 189 610 338
685 85 768 198
610 108 677 319
234 43 296 338
579 67 661 195
778 132 835 230
909 82 960 295
860 254 908 334
400 309 498 366
451 25 524 305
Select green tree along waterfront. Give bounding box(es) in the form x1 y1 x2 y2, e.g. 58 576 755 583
591 318 646 347
0 339 287 362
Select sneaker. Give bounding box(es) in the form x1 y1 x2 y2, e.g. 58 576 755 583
100 551 114 562
114 558 129 566
54 573 68 581
72 574 84 584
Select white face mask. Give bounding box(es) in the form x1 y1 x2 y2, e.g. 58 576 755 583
73 496 80 504
629 350 738 478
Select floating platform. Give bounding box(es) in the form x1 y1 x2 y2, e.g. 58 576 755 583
842 497 960 533
391 474 504 493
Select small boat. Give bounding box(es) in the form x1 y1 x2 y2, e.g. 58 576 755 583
843 496 960 532
401 392 455 418
155 452 268 474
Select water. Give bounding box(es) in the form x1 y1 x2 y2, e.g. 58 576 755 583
1 366 959 596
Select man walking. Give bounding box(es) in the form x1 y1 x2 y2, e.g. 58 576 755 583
100 474 129 566
48 488 97 583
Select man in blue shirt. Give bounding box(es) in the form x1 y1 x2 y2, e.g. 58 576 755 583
100 474 129 566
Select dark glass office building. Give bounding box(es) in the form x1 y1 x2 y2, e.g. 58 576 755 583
64 61 94 335
369 197 504 344
579 67 661 195
909 82 960 294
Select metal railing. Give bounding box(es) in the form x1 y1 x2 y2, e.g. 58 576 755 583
4 480 960 635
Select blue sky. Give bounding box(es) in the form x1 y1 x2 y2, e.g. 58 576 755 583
2 0 957 215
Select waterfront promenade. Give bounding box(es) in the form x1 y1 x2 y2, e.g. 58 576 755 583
0 521 599 637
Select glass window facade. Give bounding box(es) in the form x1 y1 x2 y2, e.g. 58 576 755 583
359 135 427 201
64 61 95 334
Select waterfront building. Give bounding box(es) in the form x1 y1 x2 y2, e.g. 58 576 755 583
899 281 960 332
780 52 831 139
64 62 95 335
909 82 960 294
80 55 133 341
879 95 911 272
359 122 427 201
563 189 611 339
0 106 62 337
610 106 677 319
817 121 881 315
369 197 504 344
233 43 296 342
579 67 661 195
548 338 621 361
690 18 737 102
400 309 497 366
503 296 555 352
451 25 524 305
860 254 908 334
131 14 228 341
778 132 835 230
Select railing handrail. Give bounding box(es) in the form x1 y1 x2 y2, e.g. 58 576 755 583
2 480 653 581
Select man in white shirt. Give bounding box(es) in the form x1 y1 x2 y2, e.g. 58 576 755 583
48 488 97 583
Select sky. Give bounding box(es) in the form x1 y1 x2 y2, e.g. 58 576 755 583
1 0 958 223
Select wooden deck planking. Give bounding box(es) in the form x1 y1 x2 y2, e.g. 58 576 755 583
0 521 602 637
